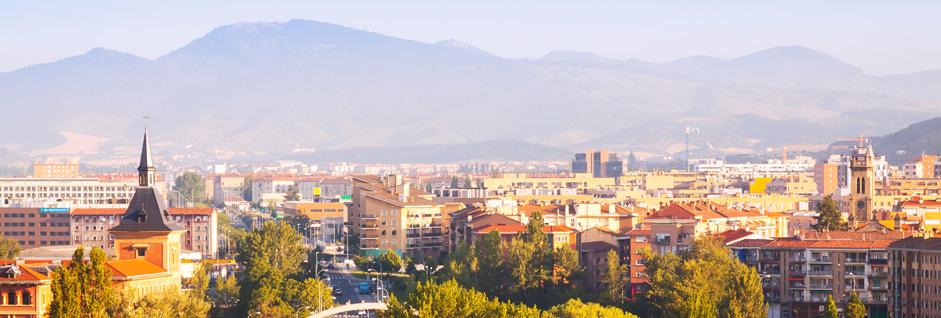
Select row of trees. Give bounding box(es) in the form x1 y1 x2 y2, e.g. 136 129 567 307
382 280 637 318
235 221 334 317
48 247 212 318
441 212 583 307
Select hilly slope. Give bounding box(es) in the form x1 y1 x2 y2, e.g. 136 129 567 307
1 19 940 164
871 117 941 164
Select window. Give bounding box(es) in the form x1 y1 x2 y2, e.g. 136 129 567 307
136 247 147 257
21 291 30 305
7 292 15 305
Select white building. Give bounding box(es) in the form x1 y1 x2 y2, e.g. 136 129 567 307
251 178 296 204
694 156 817 177
0 177 156 208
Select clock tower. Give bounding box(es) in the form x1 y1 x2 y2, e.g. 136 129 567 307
849 143 875 222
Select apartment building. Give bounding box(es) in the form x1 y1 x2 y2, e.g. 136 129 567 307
644 202 788 254
70 207 218 258
765 175 819 195
571 149 624 178
887 236 941 318
0 177 144 208
730 238 892 318
211 175 245 206
251 178 296 205
0 208 72 249
351 175 460 259
32 159 79 178
618 229 651 300
283 201 348 244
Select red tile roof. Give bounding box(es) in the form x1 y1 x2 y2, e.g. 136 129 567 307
716 229 755 244
729 238 894 249
0 263 50 283
105 259 168 279
542 225 576 233
71 208 124 215
579 241 617 252
474 224 527 234
167 208 213 216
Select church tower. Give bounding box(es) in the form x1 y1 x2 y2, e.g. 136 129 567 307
110 130 185 278
849 142 876 222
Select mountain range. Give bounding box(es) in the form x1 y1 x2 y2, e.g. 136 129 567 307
1 19 940 165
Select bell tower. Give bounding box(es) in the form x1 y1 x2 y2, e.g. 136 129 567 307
111 129 184 277
849 141 875 222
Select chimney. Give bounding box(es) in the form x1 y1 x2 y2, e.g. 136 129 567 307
400 183 411 202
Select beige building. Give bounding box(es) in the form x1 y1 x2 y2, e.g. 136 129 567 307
32 159 80 178
351 175 463 259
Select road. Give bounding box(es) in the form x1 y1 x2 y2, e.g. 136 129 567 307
321 262 380 318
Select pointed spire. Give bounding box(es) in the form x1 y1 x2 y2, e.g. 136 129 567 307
137 129 156 187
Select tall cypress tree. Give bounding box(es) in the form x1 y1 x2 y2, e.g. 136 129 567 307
824 294 839 318
846 292 867 318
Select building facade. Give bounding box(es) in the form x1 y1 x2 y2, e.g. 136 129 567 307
0 208 72 249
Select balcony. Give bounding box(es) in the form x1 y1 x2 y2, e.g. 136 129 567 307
788 270 806 276
808 284 833 290
868 271 888 278
809 256 831 263
654 237 671 245
845 258 867 264
868 258 888 265
788 255 806 263
807 270 832 276
788 282 806 289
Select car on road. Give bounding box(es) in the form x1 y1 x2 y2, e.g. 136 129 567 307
357 310 368 318
358 281 371 294
332 287 343 296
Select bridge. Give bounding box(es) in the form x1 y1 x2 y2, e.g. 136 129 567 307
306 302 388 318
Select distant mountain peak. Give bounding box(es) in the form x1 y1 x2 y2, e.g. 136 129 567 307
541 50 619 64
433 39 490 55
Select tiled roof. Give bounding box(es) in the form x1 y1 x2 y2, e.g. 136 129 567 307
716 229 755 244
901 197 941 207
542 225 576 233
0 263 50 283
579 241 617 252
468 214 521 230
167 208 213 216
624 229 652 236
71 208 124 215
889 237 941 251
653 202 762 220
105 259 168 279
730 238 894 249
474 224 527 234
798 230 910 241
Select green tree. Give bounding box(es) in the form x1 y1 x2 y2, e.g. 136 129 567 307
190 263 210 299
49 247 117 318
812 195 848 231
212 274 240 318
284 186 300 201
174 171 207 205
846 292 867 318
600 249 627 304
236 221 324 317
242 176 253 201
117 288 211 318
722 263 767 318
643 237 765 318
0 235 20 259
377 249 404 272
824 294 839 318
549 298 638 318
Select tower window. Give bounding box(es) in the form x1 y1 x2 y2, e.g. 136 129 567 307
134 246 148 257
136 213 146 223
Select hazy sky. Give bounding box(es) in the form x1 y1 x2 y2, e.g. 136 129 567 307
3 1 939 75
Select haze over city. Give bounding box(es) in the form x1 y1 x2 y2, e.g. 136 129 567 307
2 2 941 318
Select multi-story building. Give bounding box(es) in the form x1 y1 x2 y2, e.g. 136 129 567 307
32 159 79 178
0 208 72 249
70 207 218 258
693 156 816 177
730 238 892 318
251 178 296 205
211 175 245 206
644 202 788 254
572 149 624 178
888 236 941 318
765 175 819 195
283 201 348 244
618 229 651 300
814 163 840 196
351 175 461 259
0 177 144 208
902 154 938 179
